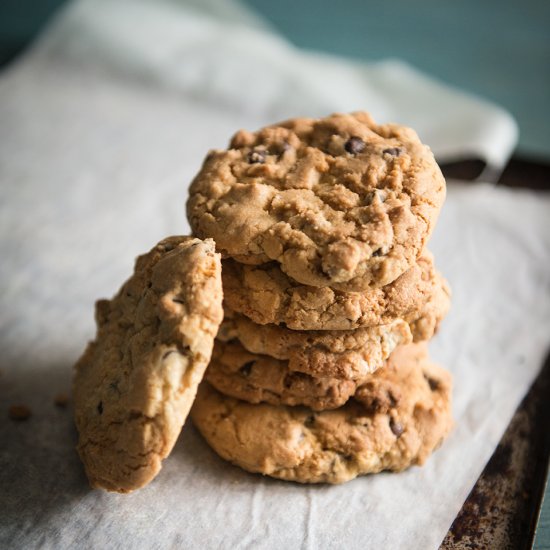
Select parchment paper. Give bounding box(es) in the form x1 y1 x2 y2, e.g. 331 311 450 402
1 1 549 548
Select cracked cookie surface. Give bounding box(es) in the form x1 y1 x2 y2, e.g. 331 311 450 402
222 252 450 334
218 311 412 379
73 236 223 492
192 344 453 483
187 112 446 290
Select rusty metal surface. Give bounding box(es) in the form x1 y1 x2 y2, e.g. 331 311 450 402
437 159 550 550
439 353 550 549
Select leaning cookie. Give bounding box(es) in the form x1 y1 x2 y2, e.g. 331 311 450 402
192 348 453 483
219 311 412 379
73 237 223 493
222 252 449 333
187 112 446 291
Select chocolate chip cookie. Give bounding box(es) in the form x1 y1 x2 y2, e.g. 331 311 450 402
73 237 223 492
192 344 453 483
187 112 446 291
206 340 433 412
219 311 412 379
206 340 360 410
222 252 450 334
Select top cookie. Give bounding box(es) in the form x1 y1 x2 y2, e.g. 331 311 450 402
187 112 446 290
73 236 223 493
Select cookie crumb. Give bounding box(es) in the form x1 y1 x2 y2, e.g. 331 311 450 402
54 393 69 408
9 404 32 421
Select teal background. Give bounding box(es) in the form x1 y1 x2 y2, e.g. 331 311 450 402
0 0 549 547
1 0 549 158
246 0 550 160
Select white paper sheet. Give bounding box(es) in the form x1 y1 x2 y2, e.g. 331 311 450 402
32 0 518 170
1 1 549 548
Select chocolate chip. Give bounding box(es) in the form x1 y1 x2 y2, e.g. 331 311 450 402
247 149 266 164
424 374 440 391
387 391 398 408
372 248 384 257
305 414 316 428
389 418 404 437
283 374 294 389
239 361 255 377
344 136 366 155
97 401 103 415
383 147 403 157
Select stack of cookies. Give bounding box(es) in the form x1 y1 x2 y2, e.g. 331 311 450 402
72 111 453 493
187 112 453 483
